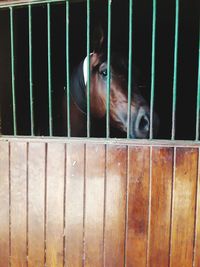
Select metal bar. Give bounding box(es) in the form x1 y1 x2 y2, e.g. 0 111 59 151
86 0 90 138
10 7 17 135
0 0 91 9
28 5 34 136
106 0 112 139
47 3 53 136
149 0 156 140
127 0 133 139
171 0 179 140
66 0 70 137
195 28 200 141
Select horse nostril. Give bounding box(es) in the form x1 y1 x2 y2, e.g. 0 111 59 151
134 107 150 138
139 114 149 133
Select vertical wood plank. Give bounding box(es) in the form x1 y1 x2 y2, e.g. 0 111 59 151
28 142 45 267
149 147 173 267
65 143 85 267
46 143 65 267
126 146 150 267
85 144 105 267
0 141 9 267
10 141 27 267
104 145 127 267
170 148 198 267
193 148 200 267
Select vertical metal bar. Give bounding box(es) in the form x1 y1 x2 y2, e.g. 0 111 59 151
106 0 112 139
149 0 156 140
195 28 200 141
127 0 133 139
47 3 53 136
86 0 90 138
28 5 34 136
171 0 179 140
66 1 70 137
10 7 17 135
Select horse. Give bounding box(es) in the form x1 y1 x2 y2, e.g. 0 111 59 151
62 28 159 138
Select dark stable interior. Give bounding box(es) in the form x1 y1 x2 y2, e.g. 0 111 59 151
0 0 199 140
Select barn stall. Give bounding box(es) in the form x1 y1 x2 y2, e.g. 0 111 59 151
0 0 200 266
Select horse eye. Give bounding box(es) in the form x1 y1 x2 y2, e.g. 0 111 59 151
100 69 107 77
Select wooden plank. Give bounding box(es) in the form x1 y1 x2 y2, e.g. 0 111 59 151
193 148 200 267
170 148 198 267
104 145 127 267
84 144 105 267
65 143 85 267
46 143 65 267
28 142 45 267
126 146 150 267
149 147 173 267
10 141 27 267
0 141 9 267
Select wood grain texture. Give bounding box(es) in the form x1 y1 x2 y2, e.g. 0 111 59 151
126 146 150 267
0 141 9 267
28 142 45 267
104 145 127 267
193 148 200 267
149 147 173 267
84 144 105 267
10 141 27 267
65 143 85 267
170 148 198 267
46 143 65 267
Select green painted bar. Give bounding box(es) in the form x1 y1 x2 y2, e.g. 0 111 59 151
127 0 133 139
171 0 179 140
195 29 200 141
106 0 112 139
28 5 34 136
149 0 156 140
10 7 17 135
66 0 71 137
86 0 90 138
47 3 53 136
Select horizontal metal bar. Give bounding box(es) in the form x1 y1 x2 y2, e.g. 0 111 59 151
0 0 98 9
2 135 200 147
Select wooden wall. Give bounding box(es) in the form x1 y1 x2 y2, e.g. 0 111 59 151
0 138 199 267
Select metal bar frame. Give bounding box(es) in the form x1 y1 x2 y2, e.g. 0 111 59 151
171 0 179 140
10 7 17 135
47 3 53 136
86 0 90 138
149 0 156 140
28 5 34 136
106 0 112 139
66 0 70 137
127 0 133 139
